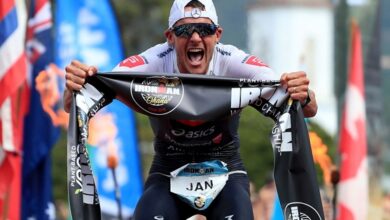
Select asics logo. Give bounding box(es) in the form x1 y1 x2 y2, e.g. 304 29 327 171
154 216 164 220
170 126 215 139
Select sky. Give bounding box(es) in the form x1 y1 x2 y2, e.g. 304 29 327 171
348 0 367 6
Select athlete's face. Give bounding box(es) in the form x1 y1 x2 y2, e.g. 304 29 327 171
165 9 222 74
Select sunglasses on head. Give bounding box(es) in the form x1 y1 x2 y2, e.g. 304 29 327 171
171 23 218 38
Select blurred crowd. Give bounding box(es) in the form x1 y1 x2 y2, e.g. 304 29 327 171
250 180 333 220
383 193 390 220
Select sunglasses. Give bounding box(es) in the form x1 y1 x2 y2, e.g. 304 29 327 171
171 23 218 38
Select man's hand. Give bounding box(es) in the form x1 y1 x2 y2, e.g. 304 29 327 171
63 60 98 113
280 71 317 117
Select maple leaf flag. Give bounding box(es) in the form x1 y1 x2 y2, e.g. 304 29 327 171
337 21 368 220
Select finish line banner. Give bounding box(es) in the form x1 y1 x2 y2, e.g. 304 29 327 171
67 72 324 220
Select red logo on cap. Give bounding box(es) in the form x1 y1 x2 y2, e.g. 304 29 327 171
245 56 268 67
119 55 145 68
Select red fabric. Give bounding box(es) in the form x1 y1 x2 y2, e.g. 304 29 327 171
119 55 146 68
0 88 26 220
0 1 28 217
339 22 366 180
0 154 13 200
0 53 28 107
0 152 21 220
0 0 28 106
0 0 14 20
245 55 269 67
338 204 355 220
337 21 368 220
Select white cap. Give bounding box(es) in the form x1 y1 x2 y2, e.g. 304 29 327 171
168 0 219 28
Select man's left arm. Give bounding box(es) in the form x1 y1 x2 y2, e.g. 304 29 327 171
220 47 317 117
280 71 318 118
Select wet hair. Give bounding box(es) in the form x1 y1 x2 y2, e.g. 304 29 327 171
186 0 205 10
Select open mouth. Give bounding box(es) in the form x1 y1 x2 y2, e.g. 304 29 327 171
187 48 204 64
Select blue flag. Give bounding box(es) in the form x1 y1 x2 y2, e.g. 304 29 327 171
22 0 60 219
55 0 143 218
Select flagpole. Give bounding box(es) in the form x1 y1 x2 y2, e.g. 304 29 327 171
111 167 122 220
107 149 122 220
331 168 340 220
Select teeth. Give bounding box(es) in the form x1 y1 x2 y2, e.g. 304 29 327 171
188 48 203 52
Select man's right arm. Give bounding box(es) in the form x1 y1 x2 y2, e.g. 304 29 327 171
63 43 170 112
63 60 98 112
63 55 154 113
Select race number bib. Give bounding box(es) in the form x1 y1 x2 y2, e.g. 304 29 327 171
170 160 229 210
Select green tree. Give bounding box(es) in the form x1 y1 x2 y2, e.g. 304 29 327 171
238 107 336 190
238 107 275 189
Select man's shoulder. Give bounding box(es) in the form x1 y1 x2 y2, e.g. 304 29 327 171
214 43 248 61
143 42 174 59
113 42 174 71
214 43 241 56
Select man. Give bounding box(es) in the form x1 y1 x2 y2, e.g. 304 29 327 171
64 0 317 219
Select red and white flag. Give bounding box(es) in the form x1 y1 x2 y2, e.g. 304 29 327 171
337 21 368 220
0 0 28 219
0 0 27 105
